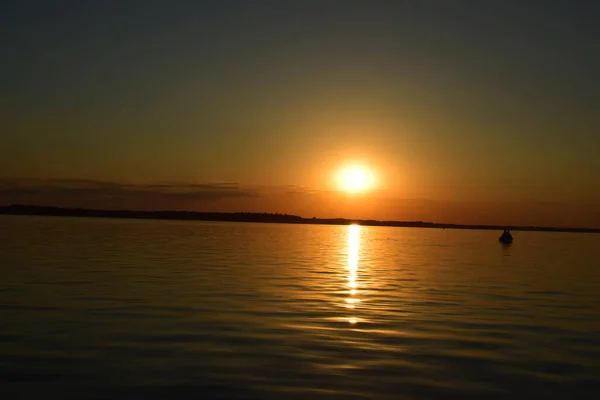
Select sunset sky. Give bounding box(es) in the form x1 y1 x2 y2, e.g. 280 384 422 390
1 1 599 227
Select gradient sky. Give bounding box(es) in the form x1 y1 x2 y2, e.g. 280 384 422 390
1 1 599 227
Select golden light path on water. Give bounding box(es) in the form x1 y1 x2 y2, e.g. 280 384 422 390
346 224 360 324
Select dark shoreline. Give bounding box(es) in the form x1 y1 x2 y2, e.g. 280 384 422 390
1 204 598 233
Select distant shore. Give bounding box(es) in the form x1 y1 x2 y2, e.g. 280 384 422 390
1 204 598 234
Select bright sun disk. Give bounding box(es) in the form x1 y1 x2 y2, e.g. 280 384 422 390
336 164 374 193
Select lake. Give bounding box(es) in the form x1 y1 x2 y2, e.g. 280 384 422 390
1 215 599 399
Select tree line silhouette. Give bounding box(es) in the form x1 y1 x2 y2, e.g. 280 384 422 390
1 204 598 233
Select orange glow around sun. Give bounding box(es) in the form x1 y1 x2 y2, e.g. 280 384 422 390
335 164 376 193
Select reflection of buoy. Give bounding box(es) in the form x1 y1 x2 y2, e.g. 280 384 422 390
499 230 513 244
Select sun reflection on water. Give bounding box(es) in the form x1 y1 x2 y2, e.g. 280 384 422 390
346 224 360 324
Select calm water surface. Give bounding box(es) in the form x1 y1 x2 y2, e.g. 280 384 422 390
1 215 600 399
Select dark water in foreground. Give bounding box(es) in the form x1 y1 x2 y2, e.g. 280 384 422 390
1 215 599 399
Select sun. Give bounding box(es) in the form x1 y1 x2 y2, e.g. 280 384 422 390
336 164 375 193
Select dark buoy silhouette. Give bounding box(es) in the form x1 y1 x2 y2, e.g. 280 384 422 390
499 229 513 244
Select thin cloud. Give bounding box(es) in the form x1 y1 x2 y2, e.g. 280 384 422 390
0 178 260 204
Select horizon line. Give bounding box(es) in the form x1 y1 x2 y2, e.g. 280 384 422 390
1 204 599 234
